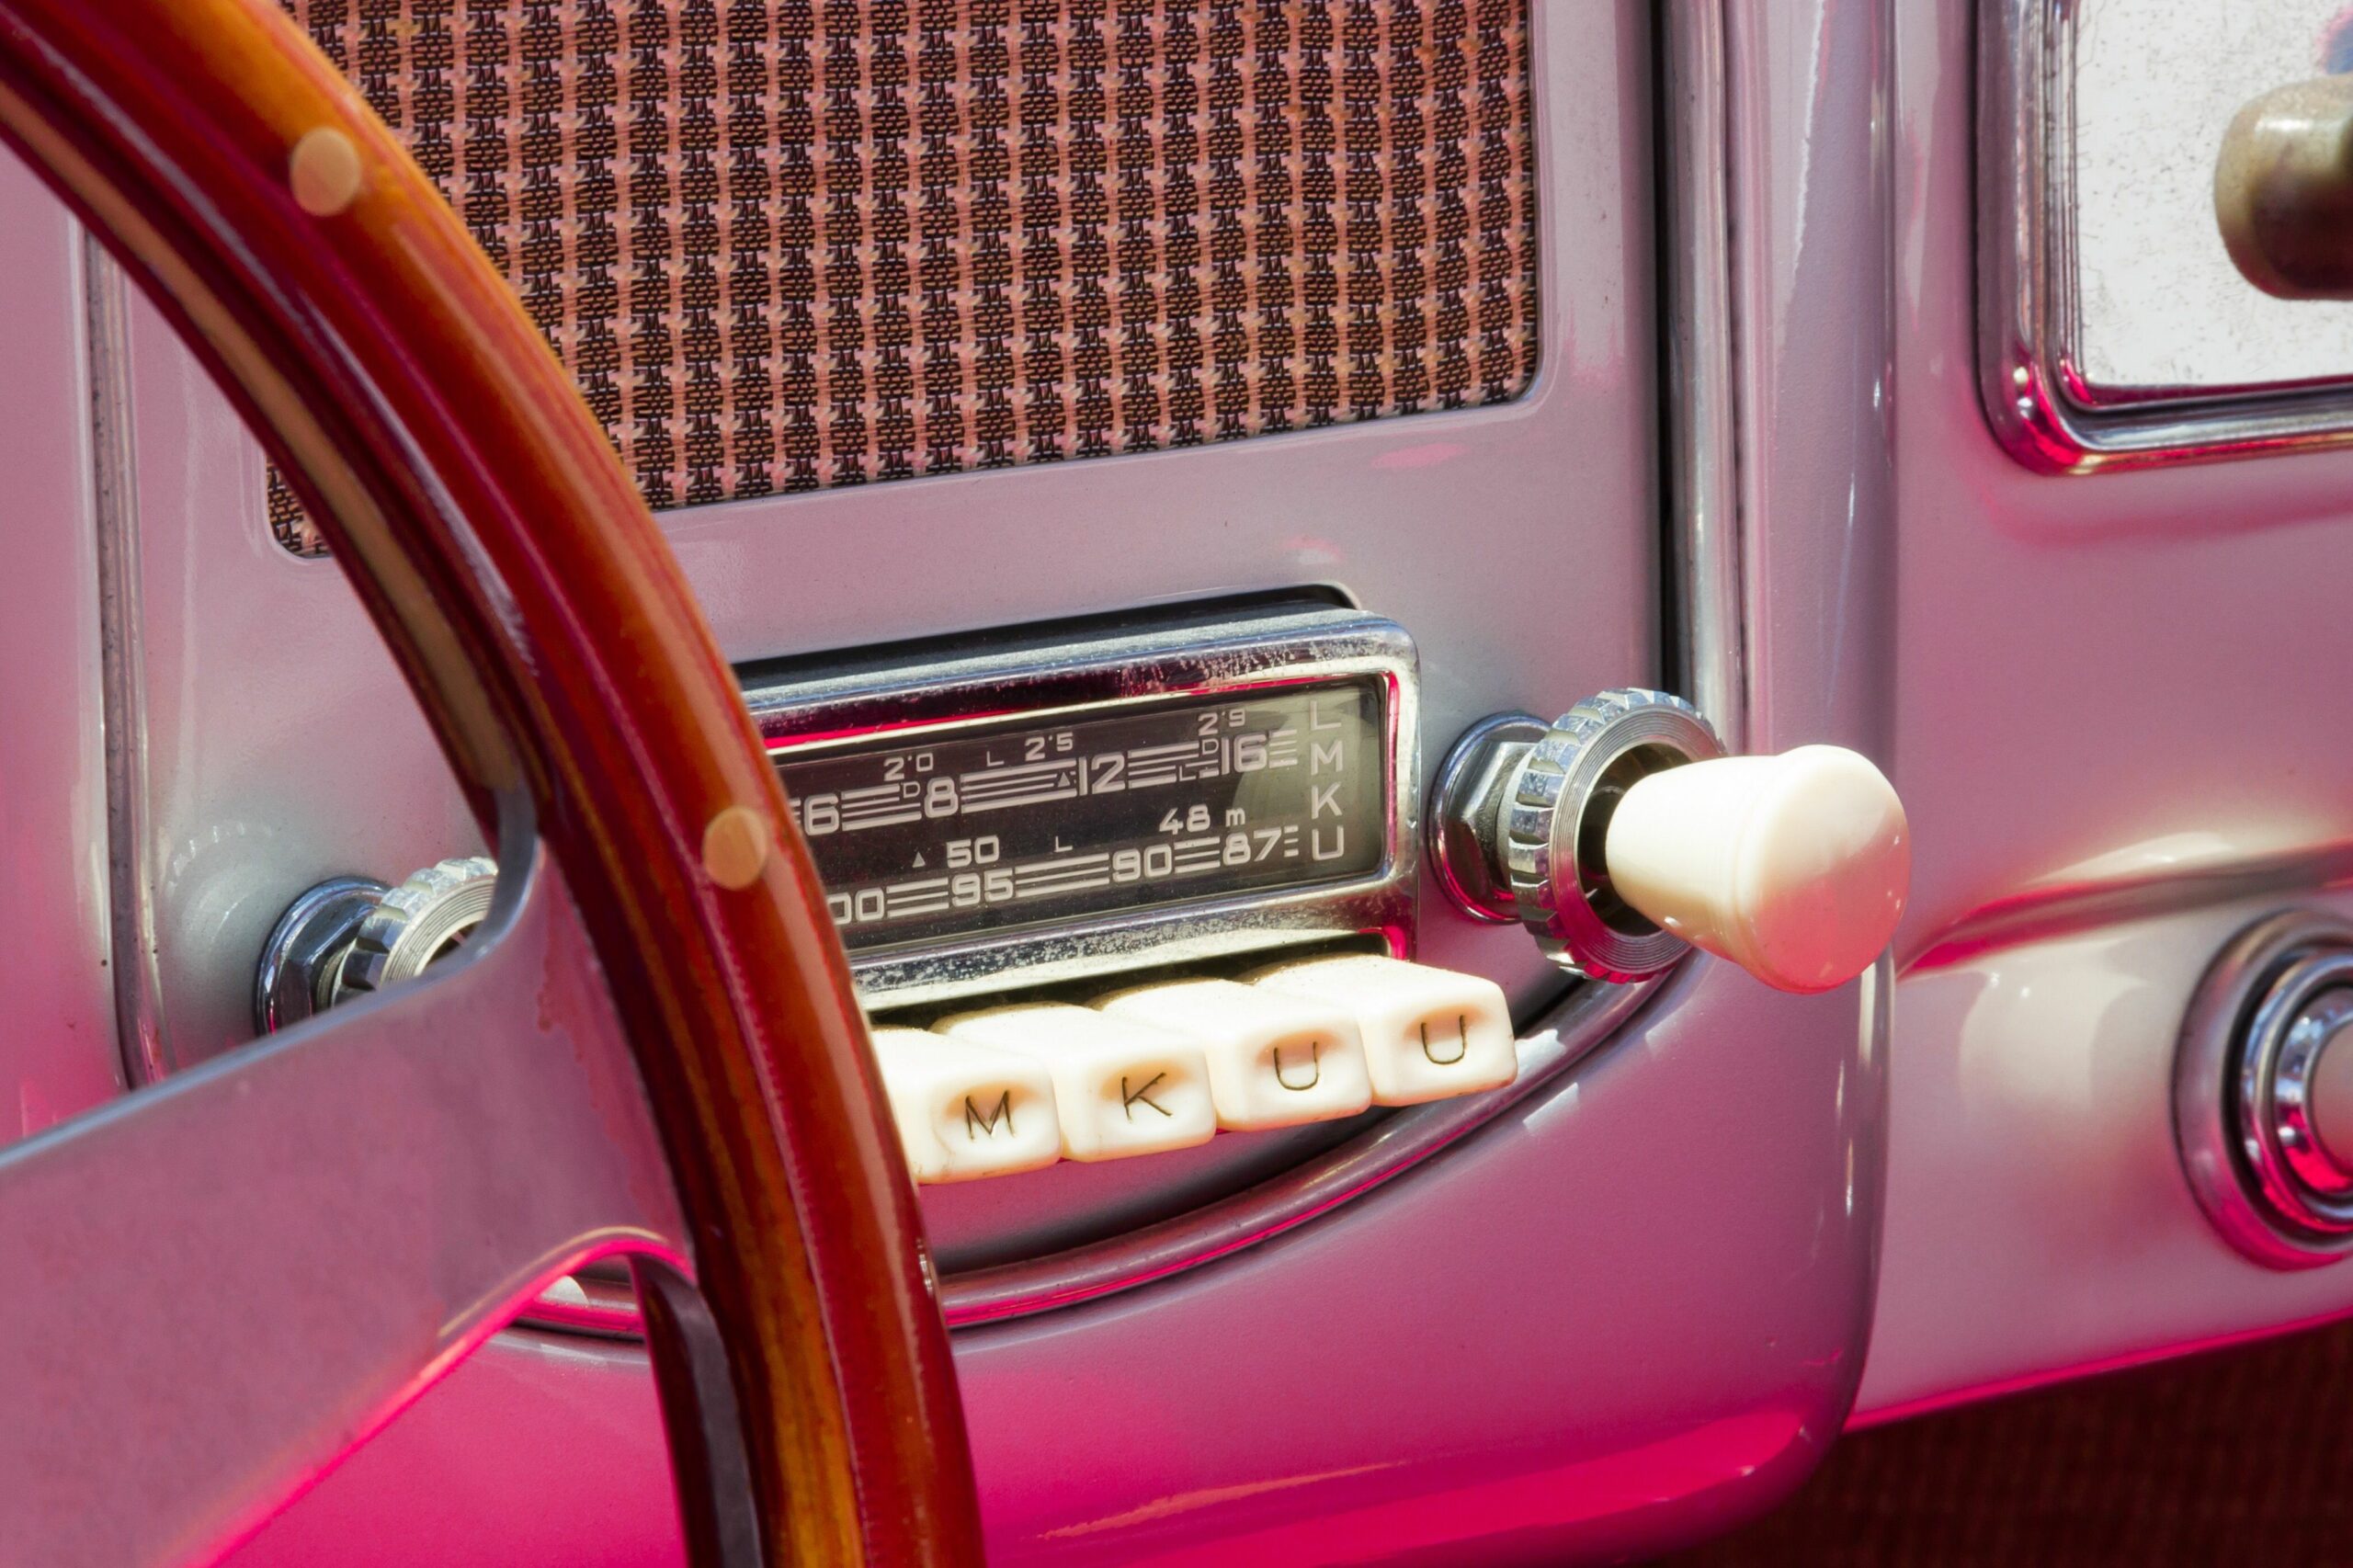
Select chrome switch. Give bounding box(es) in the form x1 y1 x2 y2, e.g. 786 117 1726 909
254 857 498 1032
1430 688 1909 993
2178 911 2353 1268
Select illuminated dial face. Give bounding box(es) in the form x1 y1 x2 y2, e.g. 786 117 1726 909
772 680 1388 952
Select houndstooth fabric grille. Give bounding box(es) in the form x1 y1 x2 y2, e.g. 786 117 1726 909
271 0 1540 556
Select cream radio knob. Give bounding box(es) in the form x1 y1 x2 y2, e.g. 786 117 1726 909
1430 689 1909 992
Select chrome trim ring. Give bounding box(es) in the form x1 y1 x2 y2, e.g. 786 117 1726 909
742 606 1419 1012
2177 910 2353 1268
335 856 498 1001
2234 954 2353 1235
1980 0 2353 471
2268 985 2353 1202
1504 689 1722 983
251 875 388 1033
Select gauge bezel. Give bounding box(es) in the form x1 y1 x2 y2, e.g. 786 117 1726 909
741 605 1418 1012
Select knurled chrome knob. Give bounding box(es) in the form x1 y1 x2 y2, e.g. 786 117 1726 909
333 856 497 1003
1430 688 1910 992
253 857 497 1032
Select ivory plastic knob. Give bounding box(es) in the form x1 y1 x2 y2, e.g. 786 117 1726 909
1605 745 1909 994
1429 689 1912 989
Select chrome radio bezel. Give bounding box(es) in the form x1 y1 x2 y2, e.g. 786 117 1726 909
740 604 1418 1012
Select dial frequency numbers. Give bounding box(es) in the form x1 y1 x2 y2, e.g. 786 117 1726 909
772 683 1385 950
790 707 1308 838
817 815 1350 933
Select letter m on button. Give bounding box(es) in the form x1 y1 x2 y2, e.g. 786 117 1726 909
963 1090 1017 1141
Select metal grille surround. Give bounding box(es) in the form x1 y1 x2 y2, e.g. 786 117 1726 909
271 0 1540 556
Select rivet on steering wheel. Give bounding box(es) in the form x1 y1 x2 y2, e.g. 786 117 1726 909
702 803 773 891
288 125 362 215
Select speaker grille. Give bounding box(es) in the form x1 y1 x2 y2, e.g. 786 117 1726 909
272 0 1540 556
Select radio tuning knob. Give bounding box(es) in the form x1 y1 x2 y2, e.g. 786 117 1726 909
332 856 498 1001
1430 689 1909 993
254 857 497 1032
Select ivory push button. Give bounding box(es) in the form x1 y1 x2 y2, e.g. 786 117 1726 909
1097 978 1373 1131
870 1027 1061 1184
1250 955 1518 1106
937 1003 1216 1161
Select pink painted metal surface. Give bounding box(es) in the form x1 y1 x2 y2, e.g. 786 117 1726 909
233 0 1897 1558
0 119 121 1132
227 1336 688 1568
3 0 1912 1559
233 959 1884 1566
0 849 685 1566
949 968 1881 1562
1855 0 2353 1419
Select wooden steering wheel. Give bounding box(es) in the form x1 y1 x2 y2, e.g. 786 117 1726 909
0 0 983 1562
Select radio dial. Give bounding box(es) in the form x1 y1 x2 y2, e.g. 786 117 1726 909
1433 689 1909 993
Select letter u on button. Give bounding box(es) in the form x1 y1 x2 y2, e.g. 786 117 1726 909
1250 954 1519 1107
1419 1016 1470 1066
1270 1042 1323 1092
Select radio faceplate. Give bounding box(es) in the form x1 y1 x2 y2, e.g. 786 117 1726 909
742 606 1418 1012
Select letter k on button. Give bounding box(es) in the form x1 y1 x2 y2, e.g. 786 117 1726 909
1120 1072 1173 1119
937 1003 1216 1160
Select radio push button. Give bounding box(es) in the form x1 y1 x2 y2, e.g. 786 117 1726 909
870 1027 1062 1184
1250 955 1518 1106
1097 978 1373 1131
936 1004 1217 1161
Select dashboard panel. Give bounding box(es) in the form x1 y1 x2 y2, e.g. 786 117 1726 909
23 0 2353 1556
0 0 1922 1561
91 0 1682 1372
260 0 1546 557
1860 0 2353 1422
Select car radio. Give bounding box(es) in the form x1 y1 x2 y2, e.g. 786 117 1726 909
253 597 1908 1206
741 601 1420 1011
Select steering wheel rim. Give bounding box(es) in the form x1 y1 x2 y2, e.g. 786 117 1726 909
0 0 981 1562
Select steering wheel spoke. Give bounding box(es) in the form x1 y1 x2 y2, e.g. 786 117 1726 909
0 849 683 1567
0 0 983 1558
